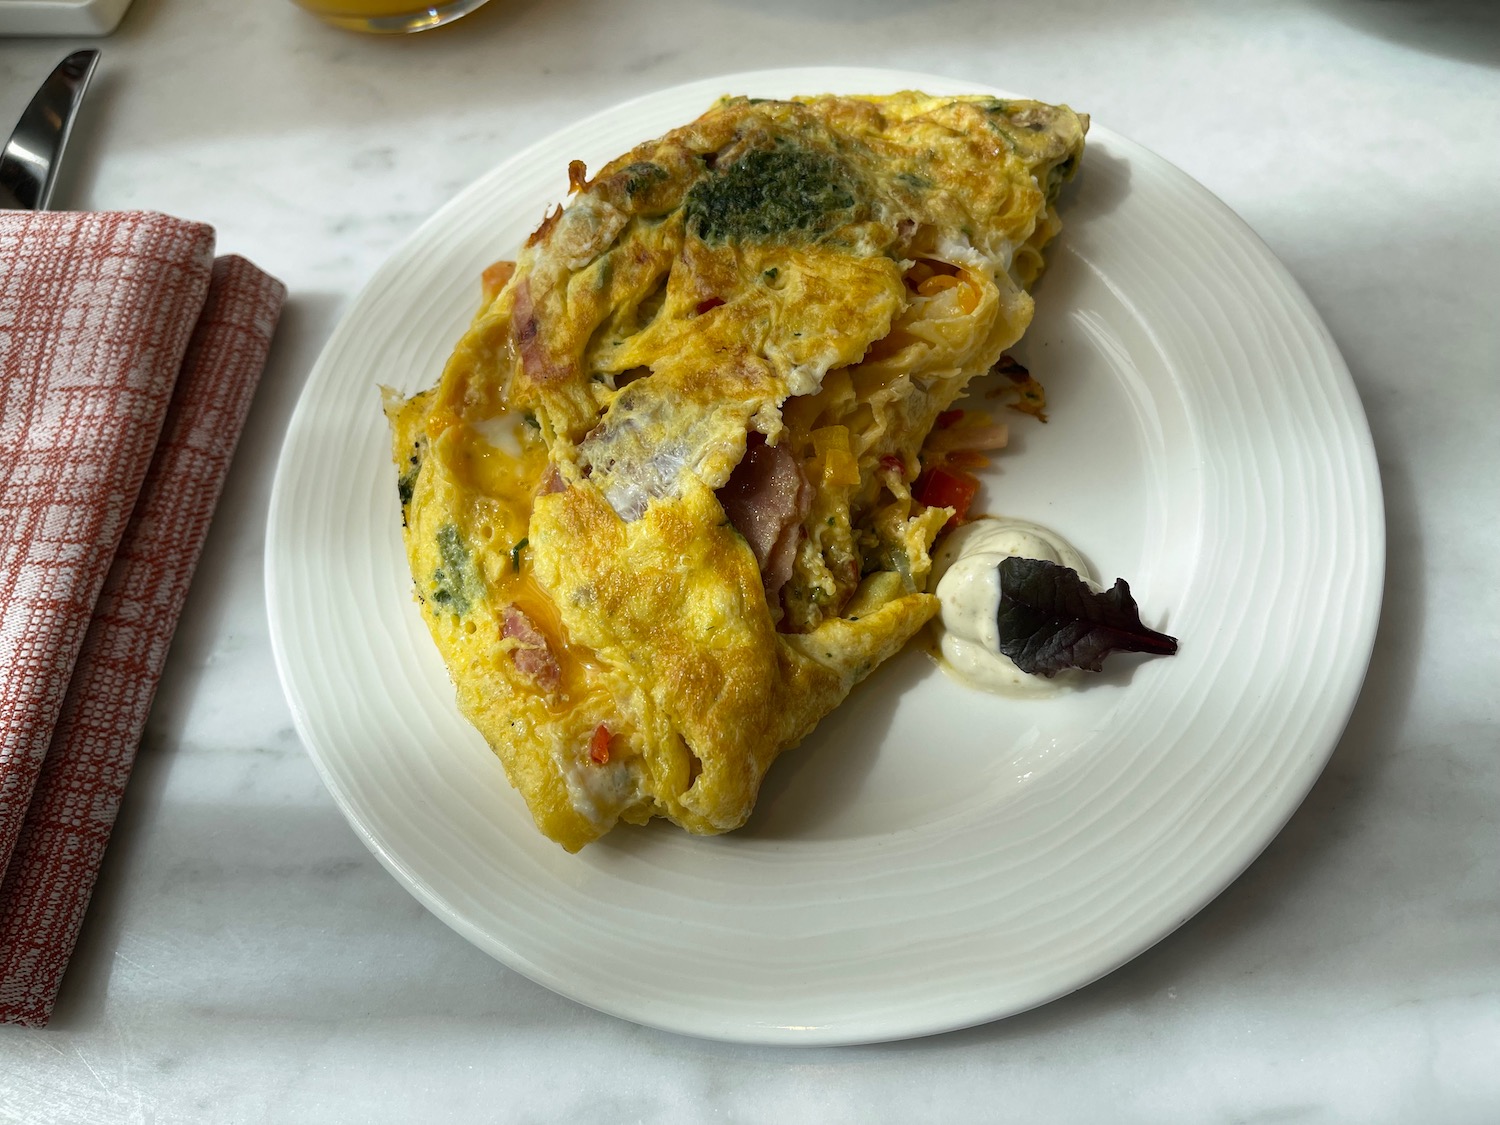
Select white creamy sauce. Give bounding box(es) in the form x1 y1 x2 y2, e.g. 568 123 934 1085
930 516 1095 696
471 414 525 458
561 754 639 826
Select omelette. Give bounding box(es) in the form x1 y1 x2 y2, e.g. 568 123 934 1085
385 91 1087 851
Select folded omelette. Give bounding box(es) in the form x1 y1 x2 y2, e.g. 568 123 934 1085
386 91 1087 850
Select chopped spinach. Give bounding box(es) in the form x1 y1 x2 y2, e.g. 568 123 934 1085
396 443 423 527
431 524 476 617
397 460 419 510
621 161 668 197
684 144 858 244
1044 154 1079 203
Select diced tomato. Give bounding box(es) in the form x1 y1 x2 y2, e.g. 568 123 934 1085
695 296 725 315
589 724 611 765
879 453 905 474
480 260 516 303
915 465 980 528
935 409 963 429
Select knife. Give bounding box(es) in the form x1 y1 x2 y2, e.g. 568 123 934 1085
0 49 101 211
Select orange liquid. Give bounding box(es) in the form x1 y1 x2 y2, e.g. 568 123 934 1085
294 0 428 14
291 0 489 31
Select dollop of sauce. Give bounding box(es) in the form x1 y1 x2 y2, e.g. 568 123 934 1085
930 516 1094 696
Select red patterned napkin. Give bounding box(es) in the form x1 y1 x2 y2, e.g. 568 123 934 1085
0 211 284 1026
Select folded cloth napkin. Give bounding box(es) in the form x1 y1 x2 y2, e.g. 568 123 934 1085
0 211 284 1026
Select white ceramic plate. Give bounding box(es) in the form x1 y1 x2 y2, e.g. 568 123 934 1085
266 68 1382 1045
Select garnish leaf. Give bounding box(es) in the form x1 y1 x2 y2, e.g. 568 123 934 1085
996 557 1178 677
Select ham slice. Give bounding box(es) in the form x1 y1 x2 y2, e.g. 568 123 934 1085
715 433 813 617
503 605 561 692
510 279 571 386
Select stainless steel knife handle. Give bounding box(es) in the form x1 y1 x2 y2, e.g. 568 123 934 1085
0 49 101 212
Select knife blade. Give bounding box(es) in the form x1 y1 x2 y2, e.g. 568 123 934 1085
0 49 101 212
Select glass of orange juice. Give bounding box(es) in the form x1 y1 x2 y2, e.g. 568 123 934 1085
291 0 491 33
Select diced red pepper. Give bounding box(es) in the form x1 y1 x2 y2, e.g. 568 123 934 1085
935 409 963 429
915 465 980 528
695 296 726 315
589 724 611 765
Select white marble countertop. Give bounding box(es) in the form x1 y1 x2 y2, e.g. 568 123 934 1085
2 0 1498 1120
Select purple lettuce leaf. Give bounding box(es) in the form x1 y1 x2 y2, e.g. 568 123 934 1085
996 557 1178 677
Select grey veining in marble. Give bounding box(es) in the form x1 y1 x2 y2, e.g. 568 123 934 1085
1 0 1498 1121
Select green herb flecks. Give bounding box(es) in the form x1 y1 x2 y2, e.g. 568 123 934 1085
430 523 476 617
397 459 420 523
684 144 859 244
1044 154 1079 204
510 537 529 572
396 439 425 527
995 557 1177 677
621 161 668 197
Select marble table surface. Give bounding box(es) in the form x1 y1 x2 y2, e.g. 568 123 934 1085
2 0 1498 1120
